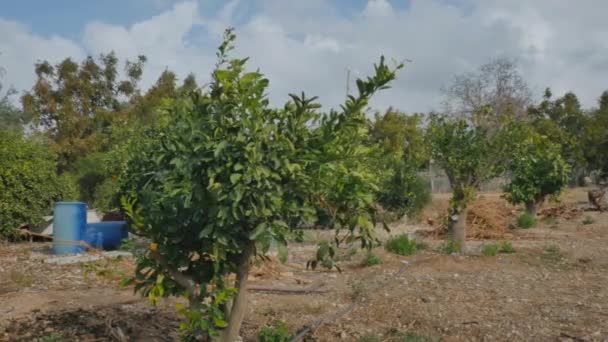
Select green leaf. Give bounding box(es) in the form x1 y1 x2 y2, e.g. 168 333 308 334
213 317 229 328
214 141 228 158
230 173 242 184
249 222 267 240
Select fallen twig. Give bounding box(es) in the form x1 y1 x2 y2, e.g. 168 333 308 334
559 332 586 342
247 285 328 294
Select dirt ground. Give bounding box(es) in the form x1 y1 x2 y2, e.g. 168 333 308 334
1 188 607 341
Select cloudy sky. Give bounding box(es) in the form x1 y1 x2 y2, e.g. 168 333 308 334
1 0 607 113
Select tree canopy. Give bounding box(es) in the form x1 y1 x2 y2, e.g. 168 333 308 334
503 124 571 215
120 29 402 340
21 53 147 171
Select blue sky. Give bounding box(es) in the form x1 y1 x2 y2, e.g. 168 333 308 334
1 0 607 112
3 0 413 39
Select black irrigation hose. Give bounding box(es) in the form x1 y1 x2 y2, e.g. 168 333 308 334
289 260 411 342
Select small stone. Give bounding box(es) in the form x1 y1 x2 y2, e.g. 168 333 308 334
44 327 54 333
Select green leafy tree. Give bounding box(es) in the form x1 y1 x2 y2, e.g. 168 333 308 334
503 126 571 216
528 89 587 181
426 112 508 251
370 110 430 217
120 29 402 341
128 70 198 122
584 91 608 179
369 109 428 167
0 65 28 132
0 131 67 239
21 53 146 171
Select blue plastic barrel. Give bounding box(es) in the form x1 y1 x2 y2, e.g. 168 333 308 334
53 202 87 255
85 221 128 250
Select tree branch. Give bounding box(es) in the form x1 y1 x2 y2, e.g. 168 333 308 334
149 250 199 298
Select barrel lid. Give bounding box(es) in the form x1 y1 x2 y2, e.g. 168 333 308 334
54 202 87 206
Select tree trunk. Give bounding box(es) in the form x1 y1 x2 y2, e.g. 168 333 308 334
219 243 254 342
525 201 536 216
447 204 467 252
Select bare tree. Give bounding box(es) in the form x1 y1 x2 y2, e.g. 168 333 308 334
442 58 532 127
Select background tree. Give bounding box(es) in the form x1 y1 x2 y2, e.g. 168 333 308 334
128 70 198 122
426 113 508 251
442 57 532 128
369 109 430 217
0 65 29 132
120 30 402 341
21 53 146 172
584 91 608 180
528 88 587 182
0 131 71 239
503 125 571 216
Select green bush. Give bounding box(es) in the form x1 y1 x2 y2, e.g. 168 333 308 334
481 244 498 256
362 252 382 266
385 234 419 256
258 321 292 342
582 216 594 225
378 163 431 218
502 127 570 213
498 241 516 254
0 132 67 239
439 240 460 254
72 152 108 204
517 212 536 229
92 177 120 212
58 173 80 202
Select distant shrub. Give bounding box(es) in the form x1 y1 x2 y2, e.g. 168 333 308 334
350 281 368 301
517 212 536 229
378 163 431 218
439 240 460 254
258 321 292 342
498 241 516 254
385 234 419 256
0 132 67 239
582 216 594 225
362 252 382 267
481 244 498 257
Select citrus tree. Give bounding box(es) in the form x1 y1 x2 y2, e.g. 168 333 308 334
426 112 508 251
370 110 430 217
503 127 570 216
120 29 402 341
0 131 68 239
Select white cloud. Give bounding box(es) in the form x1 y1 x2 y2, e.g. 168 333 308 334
1 0 608 112
82 1 212 88
0 19 85 102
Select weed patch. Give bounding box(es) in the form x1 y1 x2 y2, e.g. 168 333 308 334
481 244 498 256
517 213 536 229
40 333 65 342
498 241 516 254
362 252 382 267
385 234 420 256
350 281 368 302
438 240 460 254
258 320 292 342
